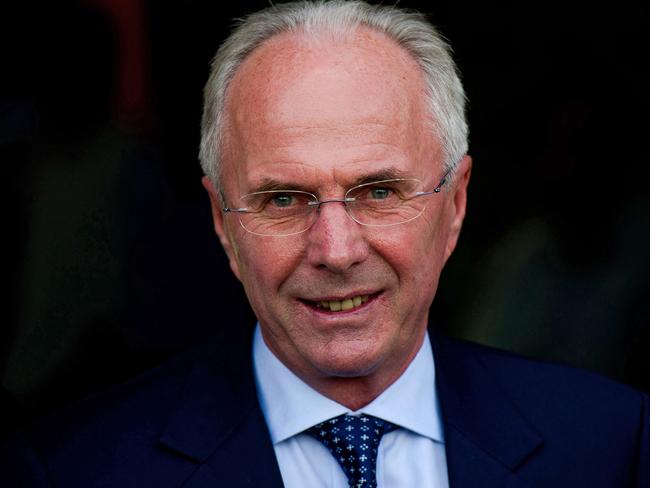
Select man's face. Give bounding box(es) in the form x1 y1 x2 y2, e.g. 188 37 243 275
204 29 470 392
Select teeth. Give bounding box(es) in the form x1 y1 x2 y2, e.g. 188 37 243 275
315 295 369 312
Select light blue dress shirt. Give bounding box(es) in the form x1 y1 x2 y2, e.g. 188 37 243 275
253 326 449 487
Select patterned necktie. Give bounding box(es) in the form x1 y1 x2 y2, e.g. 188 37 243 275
306 414 397 488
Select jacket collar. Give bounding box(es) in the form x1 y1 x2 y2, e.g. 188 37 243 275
156 330 543 487
431 332 543 487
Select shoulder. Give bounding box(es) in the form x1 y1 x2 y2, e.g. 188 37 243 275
437 334 646 411
433 333 649 486
434 333 648 424
1 334 256 487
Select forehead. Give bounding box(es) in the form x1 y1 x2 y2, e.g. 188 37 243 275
222 28 438 191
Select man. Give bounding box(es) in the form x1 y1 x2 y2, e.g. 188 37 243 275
2 1 648 487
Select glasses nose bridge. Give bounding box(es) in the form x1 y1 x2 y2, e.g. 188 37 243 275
309 196 357 225
314 196 351 208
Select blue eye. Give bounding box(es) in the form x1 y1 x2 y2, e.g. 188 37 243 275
369 187 392 200
270 194 295 207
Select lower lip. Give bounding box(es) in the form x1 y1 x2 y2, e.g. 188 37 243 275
300 293 380 316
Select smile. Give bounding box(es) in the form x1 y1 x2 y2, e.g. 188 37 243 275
314 295 370 312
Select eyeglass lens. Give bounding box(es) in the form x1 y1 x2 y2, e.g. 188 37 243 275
238 179 430 236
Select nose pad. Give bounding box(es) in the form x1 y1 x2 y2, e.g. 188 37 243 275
305 201 369 273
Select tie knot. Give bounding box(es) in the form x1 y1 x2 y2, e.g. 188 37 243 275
306 414 397 488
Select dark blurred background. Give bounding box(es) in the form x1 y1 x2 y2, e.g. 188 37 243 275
3 0 649 433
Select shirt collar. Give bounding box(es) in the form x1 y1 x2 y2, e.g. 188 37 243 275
253 325 444 444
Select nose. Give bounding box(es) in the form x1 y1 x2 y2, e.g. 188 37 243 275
305 200 369 273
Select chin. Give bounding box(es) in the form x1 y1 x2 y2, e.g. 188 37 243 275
310 343 387 379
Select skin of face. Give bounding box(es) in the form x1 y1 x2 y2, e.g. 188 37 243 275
203 28 471 409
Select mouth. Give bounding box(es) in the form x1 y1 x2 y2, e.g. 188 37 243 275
301 293 374 313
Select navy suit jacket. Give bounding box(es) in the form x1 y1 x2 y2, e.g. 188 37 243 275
2 331 649 487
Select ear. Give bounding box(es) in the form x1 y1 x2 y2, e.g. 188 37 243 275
202 176 242 281
443 155 472 264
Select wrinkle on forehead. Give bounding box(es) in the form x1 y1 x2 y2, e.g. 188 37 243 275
228 27 424 111
220 27 439 198
226 30 428 143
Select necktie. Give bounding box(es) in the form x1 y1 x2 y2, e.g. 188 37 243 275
306 414 397 488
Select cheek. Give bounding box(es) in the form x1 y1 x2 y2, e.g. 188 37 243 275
421 205 454 263
236 236 305 300
370 228 429 287
383 218 448 294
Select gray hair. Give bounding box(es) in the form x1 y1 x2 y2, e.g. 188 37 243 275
199 0 468 190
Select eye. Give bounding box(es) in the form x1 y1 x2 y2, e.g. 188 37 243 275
269 193 296 208
368 187 393 200
256 191 315 215
353 183 401 202
347 179 421 205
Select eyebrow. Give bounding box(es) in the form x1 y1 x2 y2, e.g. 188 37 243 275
248 168 414 194
352 168 413 186
249 179 307 194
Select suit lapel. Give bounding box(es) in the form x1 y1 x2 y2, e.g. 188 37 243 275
443 426 532 488
431 333 542 488
151 329 545 487
157 334 284 487
184 406 284 488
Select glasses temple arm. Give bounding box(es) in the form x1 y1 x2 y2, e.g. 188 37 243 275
222 207 252 213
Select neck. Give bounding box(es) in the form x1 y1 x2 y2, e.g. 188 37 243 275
311 369 410 411
256 325 427 411
294 334 425 411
